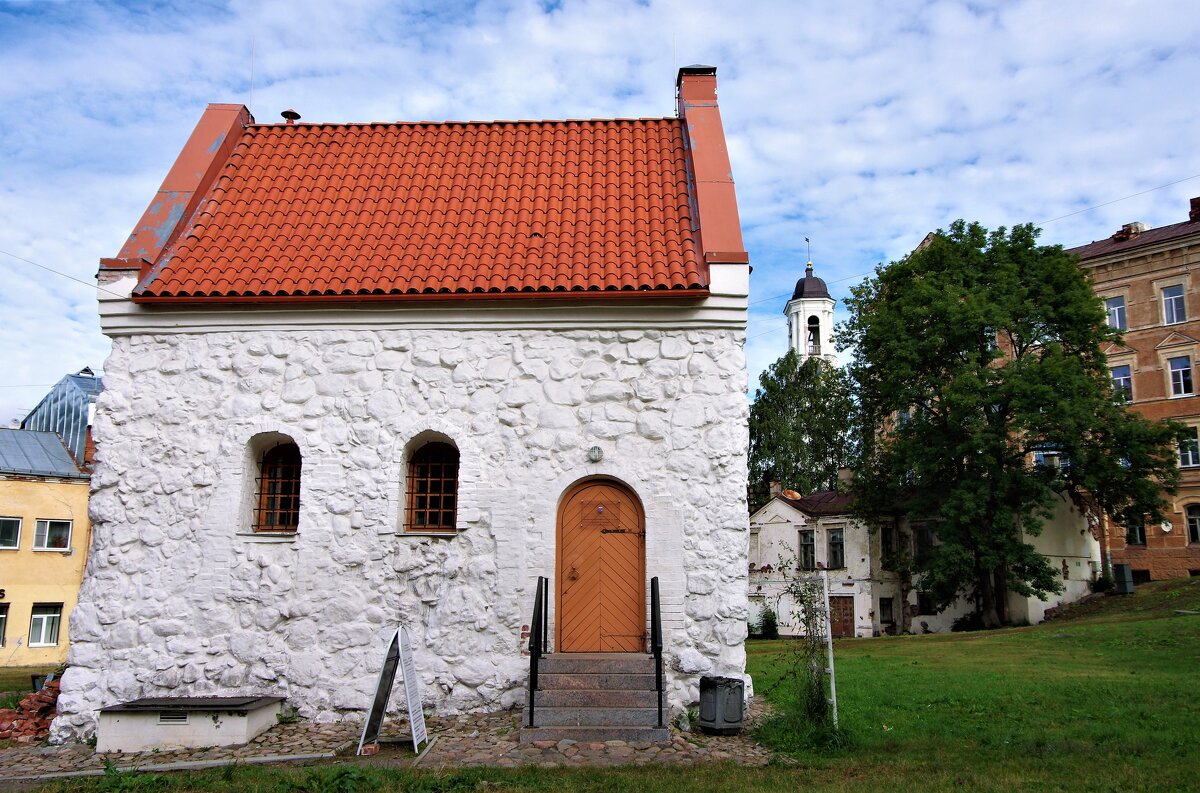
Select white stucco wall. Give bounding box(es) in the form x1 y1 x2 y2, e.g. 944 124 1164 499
748 499 896 639
52 325 750 740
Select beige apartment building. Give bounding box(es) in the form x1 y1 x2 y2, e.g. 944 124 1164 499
1068 196 1200 580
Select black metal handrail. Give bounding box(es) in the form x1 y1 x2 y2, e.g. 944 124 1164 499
650 575 664 728
527 576 548 727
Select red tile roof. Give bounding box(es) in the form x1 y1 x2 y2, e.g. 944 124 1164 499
133 118 707 301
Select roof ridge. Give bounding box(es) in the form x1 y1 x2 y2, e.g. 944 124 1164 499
247 116 680 129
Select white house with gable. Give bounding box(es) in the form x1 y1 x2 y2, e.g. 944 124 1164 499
53 66 752 741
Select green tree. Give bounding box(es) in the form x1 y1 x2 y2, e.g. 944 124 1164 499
748 351 857 512
841 220 1182 629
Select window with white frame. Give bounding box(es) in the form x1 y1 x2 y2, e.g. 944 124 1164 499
1169 356 1194 397
1187 505 1200 544
33 519 71 551
1110 365 1133 403
1105 296 1127 330
28 603 62 646
0 517 19 549
1163 285 1187 325
1179 427 1200 468
0 604 7 647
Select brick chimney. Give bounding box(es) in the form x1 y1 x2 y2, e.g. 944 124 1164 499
675 65 747 266
1190 196 1200 222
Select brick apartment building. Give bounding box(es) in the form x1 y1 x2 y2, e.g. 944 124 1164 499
1068 196 1200 581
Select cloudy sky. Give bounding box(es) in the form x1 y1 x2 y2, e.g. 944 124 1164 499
2 0 1199 423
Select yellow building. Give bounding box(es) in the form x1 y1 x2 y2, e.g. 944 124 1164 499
0 429 91 667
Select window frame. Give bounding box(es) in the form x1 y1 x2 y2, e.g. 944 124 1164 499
33 519 71 551
1124 516 1146 546
916 591 936 615
0 603 7 647
798 529 816 570
254 442 302 533
912 524 935 564
1104 295 1128 330
1110 364 1133 403
0 516 20 550
1168 356 1194 397
827 526 845 570
1162 284 1187 325
879 596 894 624
1179 426 1200 469
404 441 460 534
1187 505 1200 545
28 603 62 647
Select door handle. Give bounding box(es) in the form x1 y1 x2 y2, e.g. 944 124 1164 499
568 565 579 581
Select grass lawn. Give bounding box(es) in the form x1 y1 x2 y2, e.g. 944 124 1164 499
29 578 1200 792
0 667 50 710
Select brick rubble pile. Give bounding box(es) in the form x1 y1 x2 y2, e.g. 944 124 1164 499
0 679 60 743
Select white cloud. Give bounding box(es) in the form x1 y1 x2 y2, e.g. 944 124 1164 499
1 0 1198 421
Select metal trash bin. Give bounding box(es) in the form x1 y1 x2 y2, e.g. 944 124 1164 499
698 675 744 735
1113 564 1135 595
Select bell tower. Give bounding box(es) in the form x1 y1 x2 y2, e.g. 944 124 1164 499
784 260 836 364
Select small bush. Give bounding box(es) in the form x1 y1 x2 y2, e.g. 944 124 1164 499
951 612 984 632
759 605 780 640
1091 574 1114 594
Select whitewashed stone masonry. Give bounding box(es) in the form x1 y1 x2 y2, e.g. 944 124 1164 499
53 327 749 740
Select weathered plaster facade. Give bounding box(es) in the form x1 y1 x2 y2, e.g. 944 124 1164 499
749 494 1100 636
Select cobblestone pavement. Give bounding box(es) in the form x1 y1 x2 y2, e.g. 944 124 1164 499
0 699 771 781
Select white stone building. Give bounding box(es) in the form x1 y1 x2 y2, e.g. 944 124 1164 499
749 490 1101 637
53 67 752 740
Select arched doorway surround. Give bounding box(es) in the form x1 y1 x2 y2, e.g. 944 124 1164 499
556 478 646 652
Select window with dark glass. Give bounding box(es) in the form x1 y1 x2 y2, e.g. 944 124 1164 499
0 604 7 647
1179 427 1200 468
1169 356 1194 396
0 517 19 550
799 529 816 569
1187 505 1200 544
1163 285 1186 325
828 528 845 569
916 591 936 615
254 443 302 532
405 443 459 532
882 524 898 556
1105 296 1127 330
1124 515 1146 546
33 519 71 550
913 525 935 564
879 597 894 624
1110 365 1133 403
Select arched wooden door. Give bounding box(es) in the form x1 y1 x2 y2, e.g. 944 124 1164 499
557 480 646 652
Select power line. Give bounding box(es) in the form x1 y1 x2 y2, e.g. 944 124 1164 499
0 384 55 389
0 249 129 300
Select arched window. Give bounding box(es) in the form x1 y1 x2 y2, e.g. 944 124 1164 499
406 442 459 533
1187 505 1200 545
807 316 821 355
254 443 301 532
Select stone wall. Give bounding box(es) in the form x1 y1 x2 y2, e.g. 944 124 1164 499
52 327 749 741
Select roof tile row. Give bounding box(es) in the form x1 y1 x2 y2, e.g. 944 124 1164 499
137 118 704 300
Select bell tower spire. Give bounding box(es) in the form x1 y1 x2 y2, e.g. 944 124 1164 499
784 257 836 364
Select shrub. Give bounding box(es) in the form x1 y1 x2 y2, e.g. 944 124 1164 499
759 604 780 640
1091 574 1114 594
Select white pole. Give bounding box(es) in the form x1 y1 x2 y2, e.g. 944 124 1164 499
821 570 839 728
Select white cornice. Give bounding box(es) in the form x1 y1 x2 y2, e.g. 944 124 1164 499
96 269 749 337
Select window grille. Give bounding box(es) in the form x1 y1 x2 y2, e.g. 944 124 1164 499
406 443 459 532
254 443 301 532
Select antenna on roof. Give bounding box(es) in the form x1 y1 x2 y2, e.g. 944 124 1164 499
249 36 255 111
